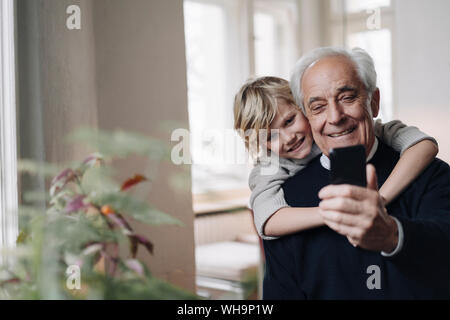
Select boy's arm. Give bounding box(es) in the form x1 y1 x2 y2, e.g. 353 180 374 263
374 119 438 155
263 207 323 237
249 163 290 240
375 119 439 204
379 140 438 204
249 148 322 239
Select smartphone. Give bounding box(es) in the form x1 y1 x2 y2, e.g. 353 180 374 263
329 145 367 187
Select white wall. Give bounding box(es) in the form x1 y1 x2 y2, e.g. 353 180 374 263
393 0 450 162
93 0 196 291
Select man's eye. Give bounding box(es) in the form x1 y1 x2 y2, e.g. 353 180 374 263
311 105 324 112
342 95 356 102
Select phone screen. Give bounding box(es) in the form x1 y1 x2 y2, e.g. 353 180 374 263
329 145 367 187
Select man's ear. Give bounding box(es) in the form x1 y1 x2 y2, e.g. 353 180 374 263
370 88 380 118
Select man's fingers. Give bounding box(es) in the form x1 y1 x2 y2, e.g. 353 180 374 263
321 218 360 238
319 164 379 199
319 209 361 227
347 236 358 247
319 184 367 200
319 197 363 214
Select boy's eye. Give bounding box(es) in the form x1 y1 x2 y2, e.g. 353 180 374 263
285 116 295 126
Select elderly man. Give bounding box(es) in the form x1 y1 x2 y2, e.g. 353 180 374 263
262 47 450 299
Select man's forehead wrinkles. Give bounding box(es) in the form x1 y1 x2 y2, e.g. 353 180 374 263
306 80 358 98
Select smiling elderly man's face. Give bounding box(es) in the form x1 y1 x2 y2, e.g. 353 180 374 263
301 55 380 157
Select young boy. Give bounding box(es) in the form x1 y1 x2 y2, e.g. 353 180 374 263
234 76 439 240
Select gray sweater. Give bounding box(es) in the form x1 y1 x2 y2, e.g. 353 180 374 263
249 119 437 240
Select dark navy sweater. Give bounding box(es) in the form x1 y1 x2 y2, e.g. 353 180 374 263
263 141 450 299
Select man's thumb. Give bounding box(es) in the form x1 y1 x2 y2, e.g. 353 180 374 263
366 164 378 190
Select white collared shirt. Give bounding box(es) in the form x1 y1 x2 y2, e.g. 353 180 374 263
319 138 404 257
319 138 379 170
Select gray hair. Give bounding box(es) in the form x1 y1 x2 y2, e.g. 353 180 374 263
290 47 377 114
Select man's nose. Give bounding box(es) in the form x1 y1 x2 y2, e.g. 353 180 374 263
327 101 346 125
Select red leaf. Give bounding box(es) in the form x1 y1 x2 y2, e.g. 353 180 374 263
106 213 127 229
0 278 21 287
132 234 154 255
50 168 76 196
130 237 138 259
64 195 87 214
82 153 104 167
121 174 148 191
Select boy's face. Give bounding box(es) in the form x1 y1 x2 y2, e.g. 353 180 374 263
266 99 313 159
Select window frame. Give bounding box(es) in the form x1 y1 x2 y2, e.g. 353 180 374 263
0 0 19 253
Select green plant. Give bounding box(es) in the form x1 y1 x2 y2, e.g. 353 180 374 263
0 128 198 300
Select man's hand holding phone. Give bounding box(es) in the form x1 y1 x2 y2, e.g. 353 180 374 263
318 146 399 253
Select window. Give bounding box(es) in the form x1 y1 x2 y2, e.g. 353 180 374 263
347 0 390 13
183 0 299 210
184 0 248 198
253 0 299 78
327 0 394 121
0 0 18 254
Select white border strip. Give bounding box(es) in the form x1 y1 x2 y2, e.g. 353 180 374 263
0 0 18 253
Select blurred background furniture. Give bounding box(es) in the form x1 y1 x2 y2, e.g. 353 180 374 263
194 209 262 299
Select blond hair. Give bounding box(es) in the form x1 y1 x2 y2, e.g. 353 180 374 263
233 76 296 157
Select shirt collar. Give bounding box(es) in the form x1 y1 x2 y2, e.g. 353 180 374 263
320 138 379 171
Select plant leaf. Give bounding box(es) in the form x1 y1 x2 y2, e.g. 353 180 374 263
76 153 105 176
16 231 28 245
101 275 199 300
81 166 119 196
121 174 148 191
132 234 153 255
106 213 128 230
91 193 183 226
130 236 138 258
82 243 104 256
124 259 144 276
50 168 77 197
64 195 88 214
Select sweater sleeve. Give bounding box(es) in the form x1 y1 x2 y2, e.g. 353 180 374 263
249 145 321 240
248 164 291 240
373 119 438 155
